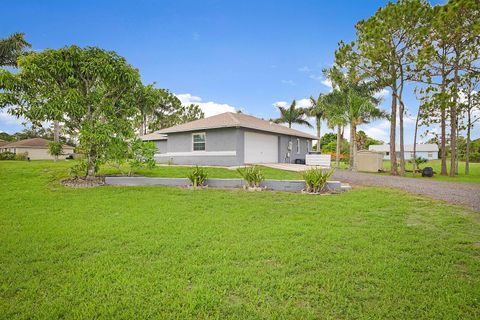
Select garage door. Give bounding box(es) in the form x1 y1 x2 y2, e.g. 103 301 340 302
244 131 278 163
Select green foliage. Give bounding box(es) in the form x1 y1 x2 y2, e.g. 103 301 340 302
187 165 208 188
408 156 428 170
237 166 265 188
69 160 88 178
14 152 28 161
274 100 312 128
0 46 141 178
302 168 334 193
0 151 16 160
0 32 31 68
108 138 156 176
320 133 337 147
48 141 63 158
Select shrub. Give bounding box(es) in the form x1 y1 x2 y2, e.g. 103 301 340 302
237 166 265 188
187 166 208 188
15 152 29 161
108 139 156 176
0 151 16 160
408 156 428 170
302 168 334 193
48 141 63 160
69 160 88 178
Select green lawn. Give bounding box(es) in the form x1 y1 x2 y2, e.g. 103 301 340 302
379 160 480 183
1 161 479 319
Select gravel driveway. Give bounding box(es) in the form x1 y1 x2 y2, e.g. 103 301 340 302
331 170 480 212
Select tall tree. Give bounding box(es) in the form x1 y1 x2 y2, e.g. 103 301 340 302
0 32 31 68
0 46 141 179
355 0 431 176
274 100 312 128
309 93 328 151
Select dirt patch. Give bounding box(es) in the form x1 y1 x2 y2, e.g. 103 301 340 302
62 177 105 188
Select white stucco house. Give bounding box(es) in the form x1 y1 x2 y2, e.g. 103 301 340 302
368 144 439 160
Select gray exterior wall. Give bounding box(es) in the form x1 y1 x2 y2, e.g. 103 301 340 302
278 135 311 163
155 127 243 166
154 127 312 166
154 140 167 154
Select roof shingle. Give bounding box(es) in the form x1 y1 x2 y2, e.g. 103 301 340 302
157 112 317 139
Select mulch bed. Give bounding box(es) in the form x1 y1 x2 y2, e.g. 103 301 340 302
62 177 105 188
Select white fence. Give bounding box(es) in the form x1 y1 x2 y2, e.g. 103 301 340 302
305 154 331 167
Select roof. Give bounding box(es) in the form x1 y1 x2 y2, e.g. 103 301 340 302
157 112 317 139
369 144 439 152
0 139 8 147
139 132 168 141
2 138 74 149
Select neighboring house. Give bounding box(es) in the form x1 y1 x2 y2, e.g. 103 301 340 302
144 112 316 166
0 139 8 148
369 144 439 160
1 138 75 160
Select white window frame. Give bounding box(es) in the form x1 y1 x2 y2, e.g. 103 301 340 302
192 132 206 151
296 138 300 154
427 152 433 158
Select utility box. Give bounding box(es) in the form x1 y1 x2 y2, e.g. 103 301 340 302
355 150 384 172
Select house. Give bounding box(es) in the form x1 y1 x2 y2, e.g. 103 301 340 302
368 144 439 160
1 138 75 160
0 139 8 148
143 112 317 166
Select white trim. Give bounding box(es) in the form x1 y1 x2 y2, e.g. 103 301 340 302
155 151 236 157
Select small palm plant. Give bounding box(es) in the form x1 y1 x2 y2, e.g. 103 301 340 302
302 168 334 193
237 166 265 190
187 166 208 189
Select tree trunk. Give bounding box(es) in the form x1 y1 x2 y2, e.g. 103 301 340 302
316 116 321 152
349 123 356 170
399 99 405 176
390 90 398 175
336 125 341 168
412 105 421 177
449 68 459 177
86 152 96 180
466 110 471 175
53 120 60 162
440 107 447 175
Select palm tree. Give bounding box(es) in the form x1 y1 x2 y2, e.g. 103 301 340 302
344 89 383 170
309 93 328 151
324 92 348 168
274 100 312 128
0 33 31 67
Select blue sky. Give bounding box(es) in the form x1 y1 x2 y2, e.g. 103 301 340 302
2 0 476 142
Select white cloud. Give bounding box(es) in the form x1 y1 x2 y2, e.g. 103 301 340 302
298 66 311 72
374 88 389 99
320 78 333 92
309 74 323 81
296 98 312 109
281 79 296 86
175 93 236 117
273 101 288 108
0 108 24 126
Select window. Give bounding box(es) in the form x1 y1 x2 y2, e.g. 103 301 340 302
385 152 389 156
296 138 300 154
306 140 310 152
192 132 206 151
427 152 433 158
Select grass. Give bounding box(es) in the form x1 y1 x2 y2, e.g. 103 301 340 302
379 159 480 184
1 160 480 319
